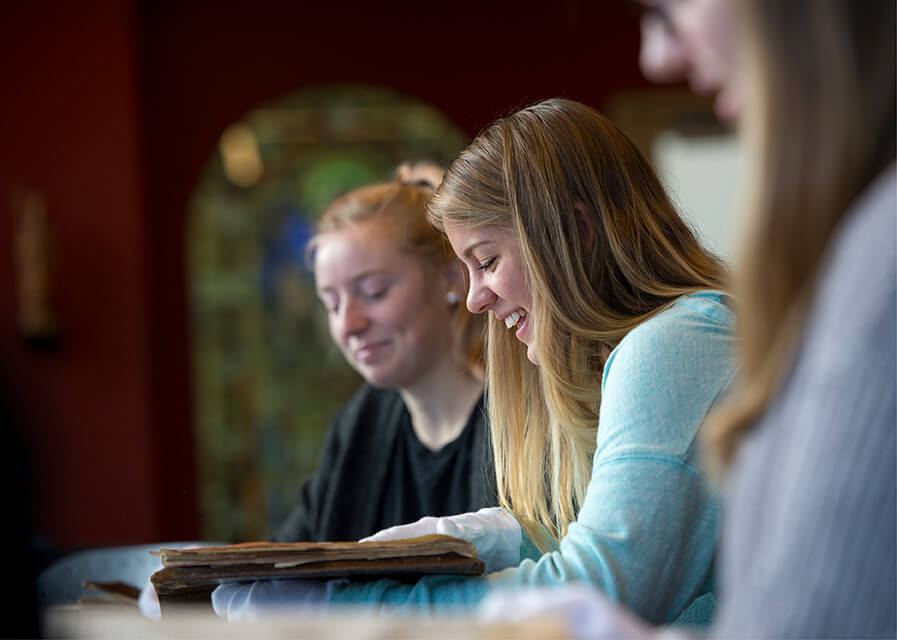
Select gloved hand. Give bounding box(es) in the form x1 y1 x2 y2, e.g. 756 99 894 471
137 543 206 620
478 585 656 640
211 578 336 621
360 507 522 574
138 578 162 620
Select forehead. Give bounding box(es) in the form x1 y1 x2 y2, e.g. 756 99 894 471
313 224 412 286
443 222 517 257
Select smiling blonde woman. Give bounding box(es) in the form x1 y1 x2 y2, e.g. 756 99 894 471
213 100 737 625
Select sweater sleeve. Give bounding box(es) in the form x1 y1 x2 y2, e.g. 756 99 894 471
328 297 735 620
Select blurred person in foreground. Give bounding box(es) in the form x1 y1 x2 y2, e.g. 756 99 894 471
480 1 895 638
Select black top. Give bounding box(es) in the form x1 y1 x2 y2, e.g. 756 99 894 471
274 384 495 543
379 398 486 528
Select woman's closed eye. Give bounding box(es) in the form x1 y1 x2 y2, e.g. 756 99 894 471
360 288 388 302
477 256 498 271
357 277 393 302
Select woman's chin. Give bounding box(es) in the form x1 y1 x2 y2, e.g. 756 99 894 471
358 366 400 390
525 344 540 366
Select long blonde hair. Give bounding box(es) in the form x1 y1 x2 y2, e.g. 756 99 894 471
429 99 726 548
704 0 896 469
308 180 485 377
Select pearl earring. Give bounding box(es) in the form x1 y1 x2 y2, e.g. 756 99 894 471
446 291 459 306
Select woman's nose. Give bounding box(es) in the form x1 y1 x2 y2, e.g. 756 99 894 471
466 281 496 315
339 298 369 337
639 11 689 84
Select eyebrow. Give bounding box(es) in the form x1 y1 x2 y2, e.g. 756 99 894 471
461 240 494 260
317 269 389 294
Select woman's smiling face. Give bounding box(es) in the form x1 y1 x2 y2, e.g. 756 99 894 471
444 222 538 365
313 222 453 388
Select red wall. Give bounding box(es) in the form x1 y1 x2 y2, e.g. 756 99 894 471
0 1 162 547
1 0 648 550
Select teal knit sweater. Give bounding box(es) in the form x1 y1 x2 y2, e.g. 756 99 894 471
327 291 737 625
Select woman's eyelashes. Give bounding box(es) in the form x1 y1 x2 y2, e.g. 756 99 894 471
358 278 391 302
477 256 498 271
318 285 390 315
360 288 388 302
318 274 394 314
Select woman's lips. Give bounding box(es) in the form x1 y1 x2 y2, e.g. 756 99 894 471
354 340 390 363
514 314 529 342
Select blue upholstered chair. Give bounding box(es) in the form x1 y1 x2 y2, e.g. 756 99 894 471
36 541 220 607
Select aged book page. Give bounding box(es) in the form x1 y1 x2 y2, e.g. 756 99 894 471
150 534 484 596
153 534 478 567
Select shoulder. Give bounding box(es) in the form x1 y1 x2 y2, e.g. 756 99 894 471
829 163 895 271
597 291 738 463
602 291 736 393
329 384 405 439
809 164 896 349
343 383 403 411
768 166 896 412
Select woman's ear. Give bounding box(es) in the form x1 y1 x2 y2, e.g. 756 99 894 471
442 259 466 308
573 202 596 252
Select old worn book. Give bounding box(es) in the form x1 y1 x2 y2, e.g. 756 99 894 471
81 580 141 604
150 534 483 597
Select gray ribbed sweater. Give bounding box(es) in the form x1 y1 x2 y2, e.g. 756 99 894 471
713 165 896 639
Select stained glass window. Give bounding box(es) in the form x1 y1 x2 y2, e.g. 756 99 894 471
188 85 468 541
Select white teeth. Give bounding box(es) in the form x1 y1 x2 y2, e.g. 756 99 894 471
504 310 525 330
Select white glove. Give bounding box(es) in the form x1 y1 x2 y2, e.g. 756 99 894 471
361 507 522 574
478 585 657 640
137 578 162 620
138 543 207 619
211 579 336 620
